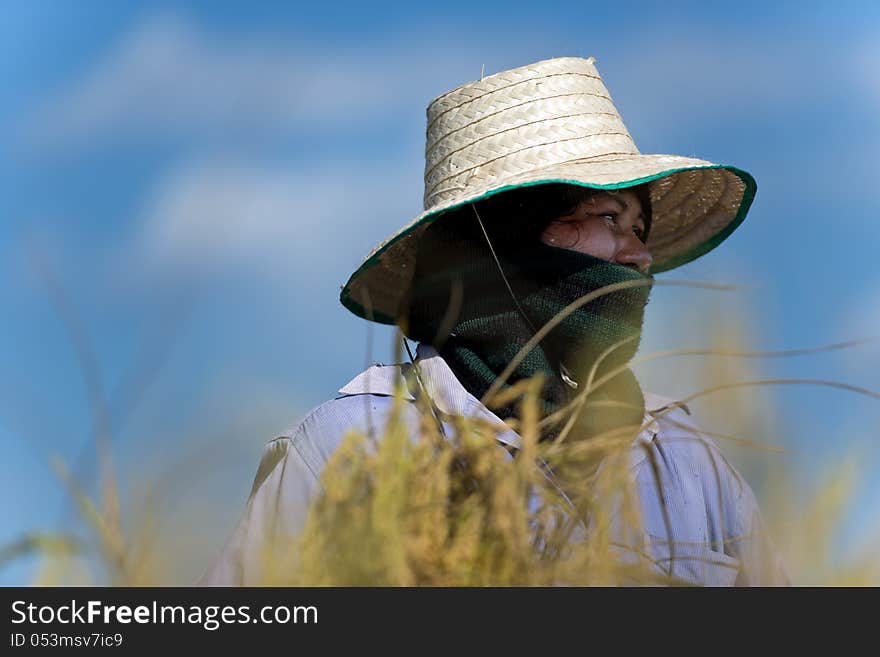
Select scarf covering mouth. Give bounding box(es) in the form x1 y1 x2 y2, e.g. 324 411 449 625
399 213 654 444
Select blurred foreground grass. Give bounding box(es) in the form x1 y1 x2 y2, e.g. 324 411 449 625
4 289 880 586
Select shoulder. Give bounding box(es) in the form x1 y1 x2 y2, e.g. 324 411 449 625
200 365 417 586
253 367 415 496
633 392 787 580
636 391 755 522
642 397 788 584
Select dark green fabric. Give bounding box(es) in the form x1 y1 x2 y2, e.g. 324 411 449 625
399 209 654 443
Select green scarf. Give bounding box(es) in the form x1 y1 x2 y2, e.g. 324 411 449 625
399 212 654 443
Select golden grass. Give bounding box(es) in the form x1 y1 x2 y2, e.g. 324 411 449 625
4 279 879 586
268 375 670 586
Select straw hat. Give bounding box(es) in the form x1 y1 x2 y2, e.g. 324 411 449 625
340 56 755 324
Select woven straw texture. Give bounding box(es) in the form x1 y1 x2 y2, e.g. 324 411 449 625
341 57 755 324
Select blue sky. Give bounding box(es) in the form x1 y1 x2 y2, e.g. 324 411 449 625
2 1 880 584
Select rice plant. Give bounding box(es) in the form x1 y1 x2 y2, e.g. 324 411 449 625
4 281 879 586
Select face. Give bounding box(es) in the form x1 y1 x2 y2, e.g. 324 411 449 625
539 188 653 275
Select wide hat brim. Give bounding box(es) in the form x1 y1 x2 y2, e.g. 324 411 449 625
341 158 755 324
339 56 756 325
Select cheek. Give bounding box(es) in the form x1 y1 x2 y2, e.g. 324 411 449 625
541 221 617 261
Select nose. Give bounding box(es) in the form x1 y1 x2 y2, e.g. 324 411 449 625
615 239 653 275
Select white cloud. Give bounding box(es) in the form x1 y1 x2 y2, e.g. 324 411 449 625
23 12 501 149
26 11 860 151
131 157 421 283
851 36 880 108
24 13 362 145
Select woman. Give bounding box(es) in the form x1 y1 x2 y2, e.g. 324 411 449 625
201 57 788 586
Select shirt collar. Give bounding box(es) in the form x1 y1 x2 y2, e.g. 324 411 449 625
338 342 674 451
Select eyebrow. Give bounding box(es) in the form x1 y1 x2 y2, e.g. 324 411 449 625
590 194 646 224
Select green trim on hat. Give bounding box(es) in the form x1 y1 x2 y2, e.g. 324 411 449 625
645 166 756 273
340 164 756 325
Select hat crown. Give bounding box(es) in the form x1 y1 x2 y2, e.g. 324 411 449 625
423 57 638 209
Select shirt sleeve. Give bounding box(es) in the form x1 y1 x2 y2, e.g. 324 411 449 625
675 408 790 586
197 435 323 586
637 401 791 586
728 471 791 586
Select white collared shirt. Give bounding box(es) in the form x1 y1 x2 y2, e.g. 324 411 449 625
200 343 788 586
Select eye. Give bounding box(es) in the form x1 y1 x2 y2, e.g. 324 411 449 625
600 213 617 225
632 225 644 239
